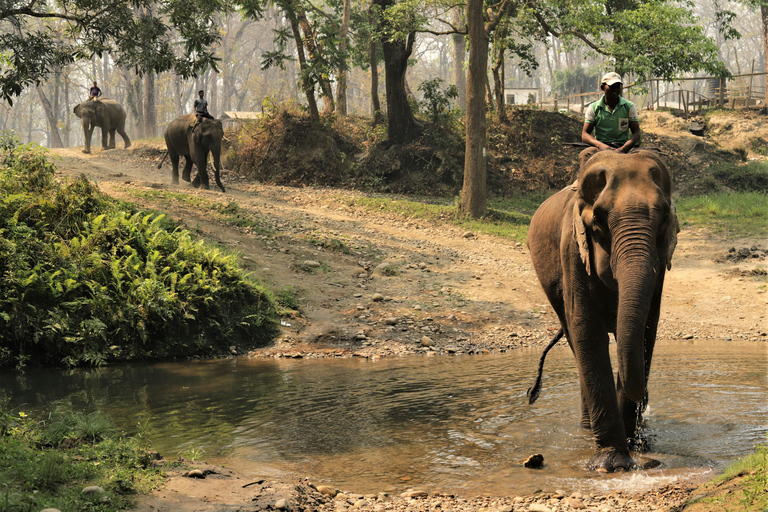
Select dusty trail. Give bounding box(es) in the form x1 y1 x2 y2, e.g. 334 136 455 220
48 143 767 512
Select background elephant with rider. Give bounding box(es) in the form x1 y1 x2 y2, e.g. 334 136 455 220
73 98 131 154
526 147 679 472
161 114 225 193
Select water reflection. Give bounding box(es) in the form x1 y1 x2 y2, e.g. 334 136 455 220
1 339 766 496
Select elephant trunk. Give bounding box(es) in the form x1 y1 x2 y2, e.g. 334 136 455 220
613 218 658 404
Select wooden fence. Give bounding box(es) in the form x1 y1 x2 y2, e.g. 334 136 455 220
529 71 768 117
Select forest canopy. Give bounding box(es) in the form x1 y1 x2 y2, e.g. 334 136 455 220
0 0 224 104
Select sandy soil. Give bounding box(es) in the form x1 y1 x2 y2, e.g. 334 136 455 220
46 112 767 512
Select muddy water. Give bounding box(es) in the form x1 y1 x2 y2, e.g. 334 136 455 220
2 339 766 496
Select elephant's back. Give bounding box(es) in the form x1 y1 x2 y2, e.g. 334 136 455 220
166 114 196 134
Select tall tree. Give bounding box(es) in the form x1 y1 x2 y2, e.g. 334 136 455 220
36 85 64 147
337 0 352 115
452 8 467 110
372 0 422 143
461 0 487 218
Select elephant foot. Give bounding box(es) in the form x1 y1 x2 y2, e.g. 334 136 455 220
82 149 90 154
125 142 132 149
588 448 636 473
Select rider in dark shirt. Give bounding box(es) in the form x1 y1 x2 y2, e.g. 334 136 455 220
89 81 102 101
193 90 214 126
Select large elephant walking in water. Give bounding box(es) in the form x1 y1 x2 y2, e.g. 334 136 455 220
526 147 679 472
73 98 131 154
162 114 225 192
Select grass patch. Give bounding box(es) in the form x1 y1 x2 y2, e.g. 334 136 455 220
711 439 768 510
337 192 551 243
125 190 274 237
0 406 164 512
275 285 300 311
676 192 768 237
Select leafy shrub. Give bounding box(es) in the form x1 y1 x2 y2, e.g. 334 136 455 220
0 143 279 368
418 78 459 126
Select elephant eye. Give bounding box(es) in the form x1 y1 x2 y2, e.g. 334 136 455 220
592 207 607 228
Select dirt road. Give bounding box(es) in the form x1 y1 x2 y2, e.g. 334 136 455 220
48 143 767 512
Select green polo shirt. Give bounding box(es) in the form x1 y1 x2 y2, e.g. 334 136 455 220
585 96 639 144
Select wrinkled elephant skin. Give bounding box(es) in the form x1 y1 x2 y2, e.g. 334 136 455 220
527 148 679 472
163 114 225 193
73 98 131 154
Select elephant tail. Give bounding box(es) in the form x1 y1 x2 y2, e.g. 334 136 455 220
157 150 168 169
527 328 564 404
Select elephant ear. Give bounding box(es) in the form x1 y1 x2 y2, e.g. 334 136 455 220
572 200 591 276
664 202 679 270
193 125 203 144
578 147 599 170
74 104 81 117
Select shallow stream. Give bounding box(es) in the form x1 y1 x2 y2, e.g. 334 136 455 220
2 339 766 496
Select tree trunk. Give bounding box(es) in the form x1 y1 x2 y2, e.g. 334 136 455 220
452 8 467 110
130 72 145 140
485 73 495 111
762 5 768 110
143 72 156 138
211 69 218 117
298 10 335 113
64 75 71 147
36 85 64 148
288 13 320 122
336 0 351 115
460 0 487 219
369 6 383 123
492 25 507 123
374 0 420 144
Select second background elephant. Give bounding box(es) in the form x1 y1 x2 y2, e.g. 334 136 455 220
163 114 226 192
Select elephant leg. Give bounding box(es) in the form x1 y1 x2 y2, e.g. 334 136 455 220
562 332 590 429
182 157 194 182
118 128 132 148
101 127 109 150
567 308 633 471
193 149 211 189
580 385 591 430
170 152 181 185
108 129 117 149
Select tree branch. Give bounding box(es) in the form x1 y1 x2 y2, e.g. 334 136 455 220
303 0 339 31
523 0 605 53
1 7 83 22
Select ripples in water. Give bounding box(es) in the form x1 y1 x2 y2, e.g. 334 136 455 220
1 339 766 496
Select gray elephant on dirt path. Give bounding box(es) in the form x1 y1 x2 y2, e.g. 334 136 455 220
526 147 679 473
162 114 225 192
73 98 131 154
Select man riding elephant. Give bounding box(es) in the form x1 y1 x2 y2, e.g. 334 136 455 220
582 72 641 153
73 97 131 154
162 113 225 192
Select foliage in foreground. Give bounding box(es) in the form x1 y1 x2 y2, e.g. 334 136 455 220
0 406 163 512
0 134 280 368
